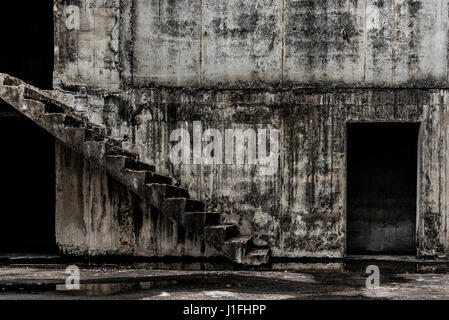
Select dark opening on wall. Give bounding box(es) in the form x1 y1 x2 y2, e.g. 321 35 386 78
0 102 57 253
0 1 54 89
347 122 419 255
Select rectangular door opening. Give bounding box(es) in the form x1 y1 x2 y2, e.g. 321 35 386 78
347 122 419 255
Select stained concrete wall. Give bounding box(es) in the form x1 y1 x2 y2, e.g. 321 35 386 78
55 0 449 89
54 88 449 258
52 0 449 258
54 0 121 91
137 88 449 258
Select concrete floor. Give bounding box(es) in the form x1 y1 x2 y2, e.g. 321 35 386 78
1 257 449 300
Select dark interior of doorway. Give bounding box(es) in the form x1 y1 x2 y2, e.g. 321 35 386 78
347 123 419 255
0 1 54 89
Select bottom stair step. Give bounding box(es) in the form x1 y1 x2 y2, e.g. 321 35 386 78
224 236 253 264
146 173 173 185
204 225 238 251
245 248 271 266
225 235 253 247
163 198 204 222
183 212 220 234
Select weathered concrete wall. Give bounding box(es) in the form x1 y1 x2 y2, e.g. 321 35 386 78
54 0 121 91
53 88 449 258
55 141 206 257
143 88 449 258
55 0 449 90
52 1 449 258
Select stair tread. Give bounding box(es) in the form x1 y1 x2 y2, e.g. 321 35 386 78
146 183 183 188
206 224 236 230
24 98 45 105
183 211 220 228
44 112 64 116
104 145 138 159
226 235 253 244
185 211 218 214
125 168 150 173
2 77 21 86
65 127 87 131
106 154 131 159
246 248 270 256
106 155 153 169
165 197 200 203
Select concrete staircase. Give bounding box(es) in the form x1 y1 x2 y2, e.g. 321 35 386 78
0 73 270 266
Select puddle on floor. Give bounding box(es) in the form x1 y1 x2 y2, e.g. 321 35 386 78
56 280 181 296
0 272 360 297
1 275 273 297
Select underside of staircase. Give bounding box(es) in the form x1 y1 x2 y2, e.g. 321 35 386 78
0 73 270 266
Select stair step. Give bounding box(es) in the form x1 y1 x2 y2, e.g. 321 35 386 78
139 186 189 210
205 212 220 226
223 236 253 264
225 235 253 246
122 170 173 192
105 156 154 186
145 172 173 185
43 113 65 124
23 87 46 101
183 212 220 234
105 138 122 148
0 84 21 105
204 225 239 251
83 141 104 161
105 155 154 172
122 169 149 194
184 199 204 212
3 77 21 86
23 87 69 114
83 141 137 162
63 115 85 128
23 99 46 113
89 124 107 136
84 129 104 142
62 126 102 141
104 144 138 160
205 224 238 236
148 184 189 199
129 160 154 172
63 127 88 147
43 113 85 129
244 248 270 266
163 198 204 222
44 102 65 114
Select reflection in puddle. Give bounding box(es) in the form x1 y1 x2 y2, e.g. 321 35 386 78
56 280 179 296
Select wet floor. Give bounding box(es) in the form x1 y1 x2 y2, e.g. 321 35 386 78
0 257 449 299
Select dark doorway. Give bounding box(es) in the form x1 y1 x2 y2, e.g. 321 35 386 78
0 102 57 253
0 1 54 89
347 123 419 255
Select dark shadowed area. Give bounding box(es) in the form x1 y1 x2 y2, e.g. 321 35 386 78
347 123 419 255
0 102 56 253
0 0 56 253
0 1 54 89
